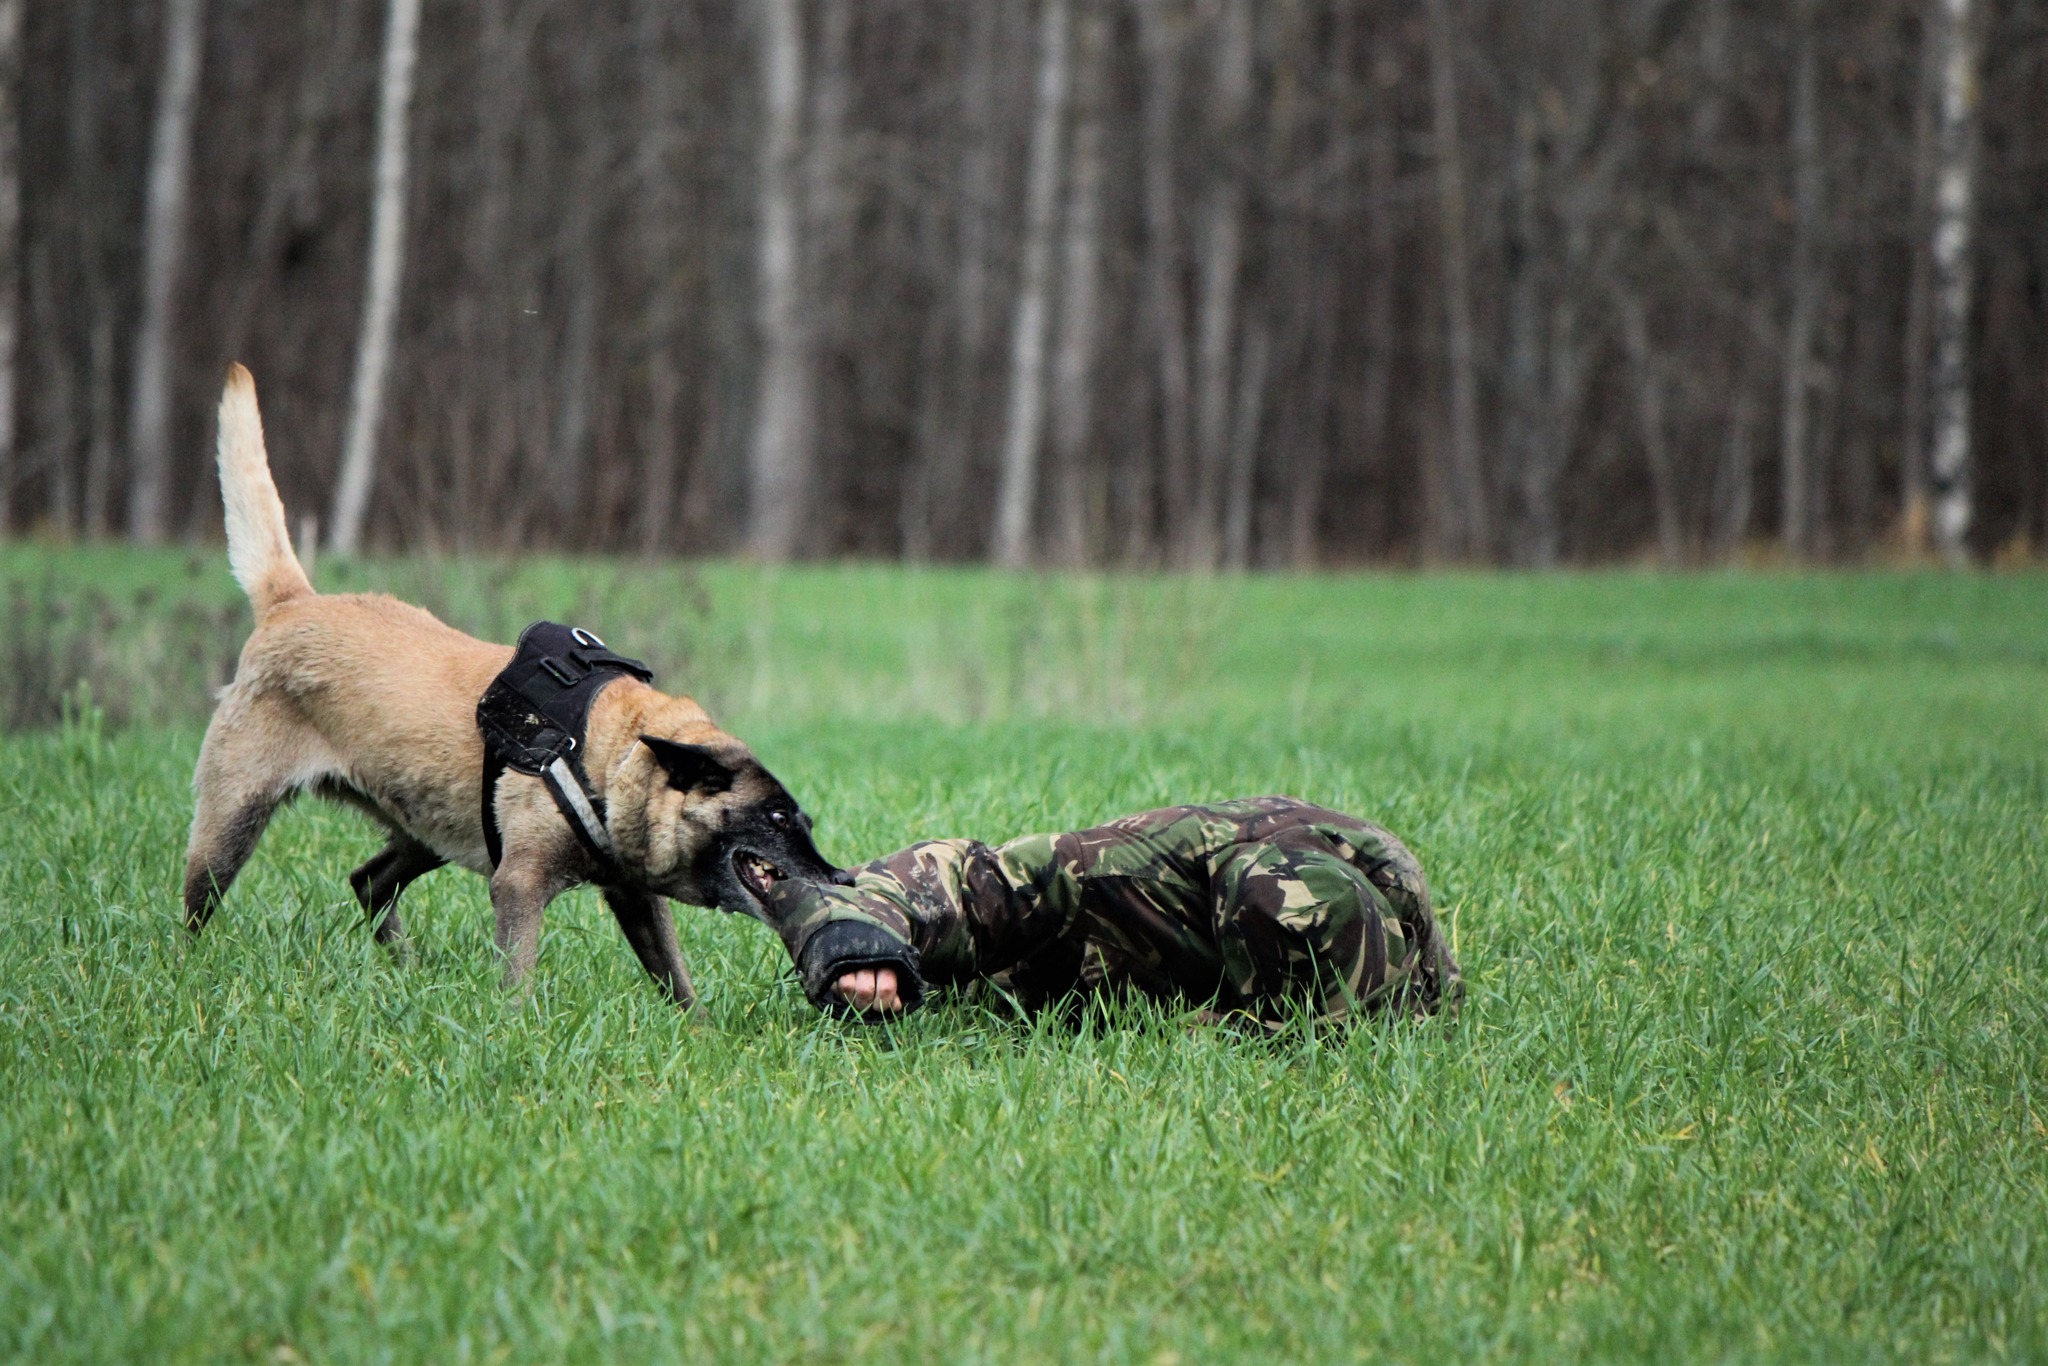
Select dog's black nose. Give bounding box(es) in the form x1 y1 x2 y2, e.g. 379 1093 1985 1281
830 867 857 887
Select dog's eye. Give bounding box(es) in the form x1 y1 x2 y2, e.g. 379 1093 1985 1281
769 810 791 829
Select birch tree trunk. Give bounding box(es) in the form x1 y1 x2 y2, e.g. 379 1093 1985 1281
1050 2 1109 567
1424 0 1485 561
0 0 19 530
1778 0 1821 560
992 0 1071 569
329 0 422 557
747 0 813 561
126 0 207 544
1926 0 1980 567
1188 0 1252 569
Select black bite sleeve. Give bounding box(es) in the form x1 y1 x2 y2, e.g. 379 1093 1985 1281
797 919 927 1020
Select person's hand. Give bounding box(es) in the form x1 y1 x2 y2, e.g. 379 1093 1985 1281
835 967 904 1014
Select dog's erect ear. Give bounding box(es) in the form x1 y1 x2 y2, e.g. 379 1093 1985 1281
639 736 736 795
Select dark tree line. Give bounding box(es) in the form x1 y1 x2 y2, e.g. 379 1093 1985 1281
9 0 2048 565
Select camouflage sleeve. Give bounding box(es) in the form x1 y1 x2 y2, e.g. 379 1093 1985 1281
869 837 1081 983
758 838 1066 1007
757 871 928 1017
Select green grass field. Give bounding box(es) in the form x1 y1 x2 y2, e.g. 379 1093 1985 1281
2 549 2044 1363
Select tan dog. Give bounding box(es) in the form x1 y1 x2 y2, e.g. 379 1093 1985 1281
183 366 842 1005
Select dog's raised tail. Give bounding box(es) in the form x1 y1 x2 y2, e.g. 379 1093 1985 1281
217 364 314 619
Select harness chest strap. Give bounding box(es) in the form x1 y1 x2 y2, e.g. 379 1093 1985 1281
475 621 655 873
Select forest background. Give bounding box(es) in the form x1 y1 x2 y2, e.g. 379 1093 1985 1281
4 8 2046 1355
4 0 2046 568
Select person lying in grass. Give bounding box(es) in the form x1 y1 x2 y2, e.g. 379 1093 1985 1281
763 796 1462 1025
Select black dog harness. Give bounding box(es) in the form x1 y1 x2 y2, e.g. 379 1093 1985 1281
476 622 655 873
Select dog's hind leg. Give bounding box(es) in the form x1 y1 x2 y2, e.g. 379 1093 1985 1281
348 832 445 953
601 886 696 1008
183 795 284 934
183 696 313 934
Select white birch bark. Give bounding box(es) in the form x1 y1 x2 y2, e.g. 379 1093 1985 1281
1424 0 1485 560
126 0 207 543
1050 3 1108 567
329 0 422 556
747 0 813 561
0 0 19 530
1926 0 1980 566
1778 0 1821 559
992 0 1071 569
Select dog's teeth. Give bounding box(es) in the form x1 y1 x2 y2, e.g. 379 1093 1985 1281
737 853 779 893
